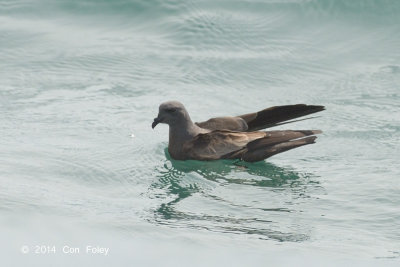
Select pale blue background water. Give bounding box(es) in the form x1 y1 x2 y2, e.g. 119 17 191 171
1 0 399 266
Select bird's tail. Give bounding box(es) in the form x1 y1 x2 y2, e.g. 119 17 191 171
241 130 320 162
239 104 325 131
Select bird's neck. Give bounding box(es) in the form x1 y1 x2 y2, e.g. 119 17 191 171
168 119 205 159
169 119 198 143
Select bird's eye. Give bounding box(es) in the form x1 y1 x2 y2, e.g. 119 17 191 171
165 108 176 113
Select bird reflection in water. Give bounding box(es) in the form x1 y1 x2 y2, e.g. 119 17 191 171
149 148 321 242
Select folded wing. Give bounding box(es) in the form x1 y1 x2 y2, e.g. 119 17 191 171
182 130 321 161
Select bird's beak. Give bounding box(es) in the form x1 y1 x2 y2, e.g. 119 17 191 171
152 116 163 129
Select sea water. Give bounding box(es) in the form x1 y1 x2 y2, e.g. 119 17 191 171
1 0 399 266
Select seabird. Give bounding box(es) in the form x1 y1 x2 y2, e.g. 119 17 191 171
152 101 324 162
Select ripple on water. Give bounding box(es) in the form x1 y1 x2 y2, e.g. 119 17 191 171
146 150 323 242
1 0 400 259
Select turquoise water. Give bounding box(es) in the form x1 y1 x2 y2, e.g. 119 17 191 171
1 0 400 265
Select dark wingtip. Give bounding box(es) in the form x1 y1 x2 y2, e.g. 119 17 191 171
302 104 325 113
312 105 326 111
243 104 326 131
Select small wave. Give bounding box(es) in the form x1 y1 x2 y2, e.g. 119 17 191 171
146 157 321 241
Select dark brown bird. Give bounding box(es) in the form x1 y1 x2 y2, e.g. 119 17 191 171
152 101 324 162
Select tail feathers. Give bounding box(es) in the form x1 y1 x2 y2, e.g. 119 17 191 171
247 130 321 150
239 104 325 131
242 136 317 162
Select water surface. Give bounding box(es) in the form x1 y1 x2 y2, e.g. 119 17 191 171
1 0 399 265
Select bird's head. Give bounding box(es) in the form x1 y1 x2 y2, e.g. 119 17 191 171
152 101 188 129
